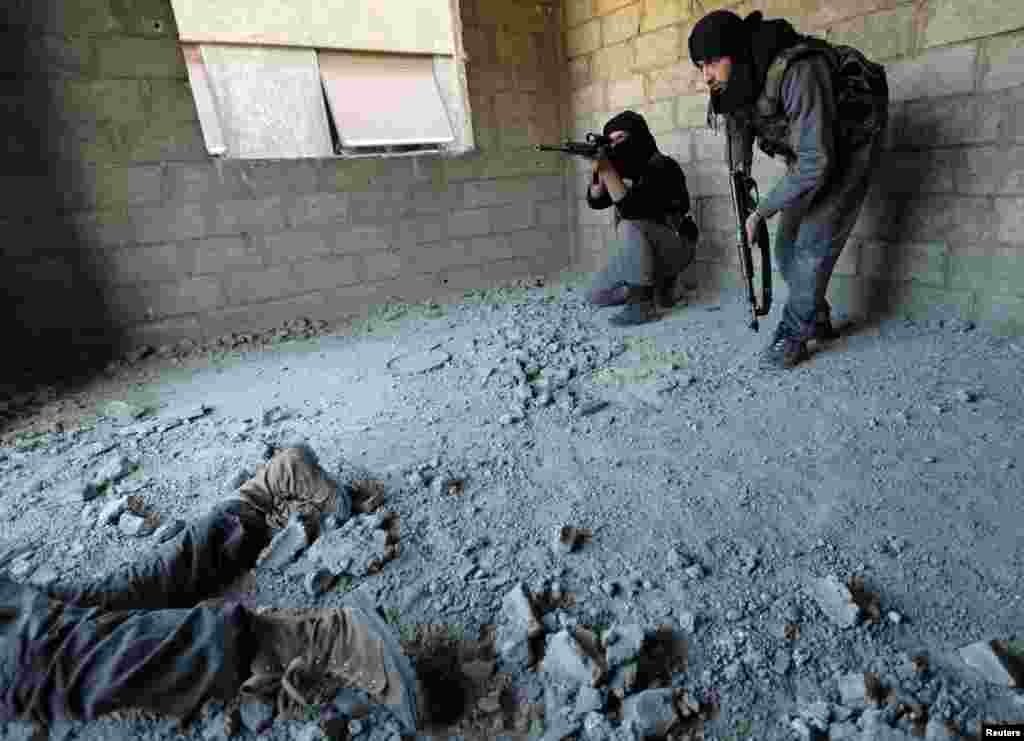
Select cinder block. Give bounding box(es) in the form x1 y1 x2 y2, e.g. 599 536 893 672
105 242 192 284
641 0 684 33
93 37 184 79
922 0 1024 50
956 146 1024 196
657 129 693 162
634 100 675 134
824 5 914 62
213 197 286 235
70 163 164 209
120 316 204 350
234 159 321 199
481 2 548 33
127 202 207 245
692 128 726 161
995 197 1024 243
164 163 247 203
505 228 563 261
115 117 209 163
24 33 93 76
647 61 702 101
570 57 592 89
400 239 478 274
108 0 178 38
573 82 606 115
463 27 493 66
224 265 298 305
894 195 998 245
568 19 603 57
886 45 978 103
597 0 636 14
200 292 324 340
257 230 331 264
699 196 735 232
676 94 711 128
634 25 681 70
286 192 349 229
881 149 959 195
53 79 148 123
497 30 538 66
490 201 535 233
536 200 569 227
689 161 731 197
603 4 641 46
292 256 362 292
442 149 563 182
347 190 406 224
607 75 645 108
861 239 948 286
979 32 1024 93
592 41 636 81
807 0 893 31
362 249 403 282
20 0 122 35
395 215 446 247
449 207 493 238
333 224 394 254
900 94 1003 148
109 277 222 323
462 175 561 208
566 0 596 28
320 158 393 192
467 63 517 96
191 236 263 275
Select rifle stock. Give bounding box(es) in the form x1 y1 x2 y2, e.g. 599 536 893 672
726 129 772 332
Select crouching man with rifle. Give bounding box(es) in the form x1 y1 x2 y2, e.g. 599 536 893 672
689 10 888 368
538 112 699 327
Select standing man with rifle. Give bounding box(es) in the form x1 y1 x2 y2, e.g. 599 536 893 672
688 10 888 368
541 112 699 326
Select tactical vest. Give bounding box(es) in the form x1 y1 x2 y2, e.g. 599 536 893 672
749 37 889 162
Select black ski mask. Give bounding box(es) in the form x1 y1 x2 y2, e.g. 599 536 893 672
602 111 658 179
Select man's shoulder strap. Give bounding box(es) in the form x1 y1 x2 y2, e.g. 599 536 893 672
756 36 836 116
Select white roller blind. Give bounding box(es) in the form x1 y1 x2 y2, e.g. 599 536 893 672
320 52 455 148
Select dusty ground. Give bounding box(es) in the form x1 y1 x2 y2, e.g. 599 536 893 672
1 271 1022 741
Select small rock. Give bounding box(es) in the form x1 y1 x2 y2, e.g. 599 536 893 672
955 389 978 403
577 400 609 417
153 519 186 543
28 565 59 588
101 400 148 421
837 673 867 706
544 630 600 686
605 624 645 669
119 513 155 537
98 495 131 526
888 610 903 624
683 564 703 580
726 608 741 622
574 685 604 717
677 611 697 634
620 688 677 739
810 574 862 628
958 640 1015 685
93 456 135 488
304 568 336 597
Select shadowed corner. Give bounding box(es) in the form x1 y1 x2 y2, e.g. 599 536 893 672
0 8 123 400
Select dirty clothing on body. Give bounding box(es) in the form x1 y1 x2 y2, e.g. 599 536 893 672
689 10 888 357
0 448 415 733
586 111 698 306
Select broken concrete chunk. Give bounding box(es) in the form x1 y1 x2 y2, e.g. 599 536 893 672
544 630 598 686
620 688 677 740
98 496 132 526
605 624 645 670
259 513 313 569
837 672 869 706
93 456 135 488
153 519 186 543
958 640 1016 686
496 583 543 669
119 513 153 537
304 568 335 597
101 400 148 421
810 574 862 628
573 685 604 718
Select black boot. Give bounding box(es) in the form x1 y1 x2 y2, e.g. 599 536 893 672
609 285 657 326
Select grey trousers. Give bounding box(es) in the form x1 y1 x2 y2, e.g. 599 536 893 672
0 500 270 726
774 121 886 338
589 218 696 293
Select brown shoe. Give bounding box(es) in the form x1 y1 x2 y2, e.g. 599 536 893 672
234 446 341 530
242 604 418 733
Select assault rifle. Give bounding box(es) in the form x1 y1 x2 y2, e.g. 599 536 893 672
727 130 772 332
536 132 613 159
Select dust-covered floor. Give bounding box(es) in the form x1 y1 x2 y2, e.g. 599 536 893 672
1 272 1022 741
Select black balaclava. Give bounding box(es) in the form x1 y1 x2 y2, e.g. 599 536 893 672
688 10 800 116
602 110 658 179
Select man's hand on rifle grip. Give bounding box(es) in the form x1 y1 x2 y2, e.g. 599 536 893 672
745 209 764 245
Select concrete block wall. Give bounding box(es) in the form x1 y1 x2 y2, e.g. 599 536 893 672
564 0 1024 333
0 0 571 373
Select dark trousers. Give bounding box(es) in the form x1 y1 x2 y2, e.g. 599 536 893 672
0 500 271 726
774 119 887 338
